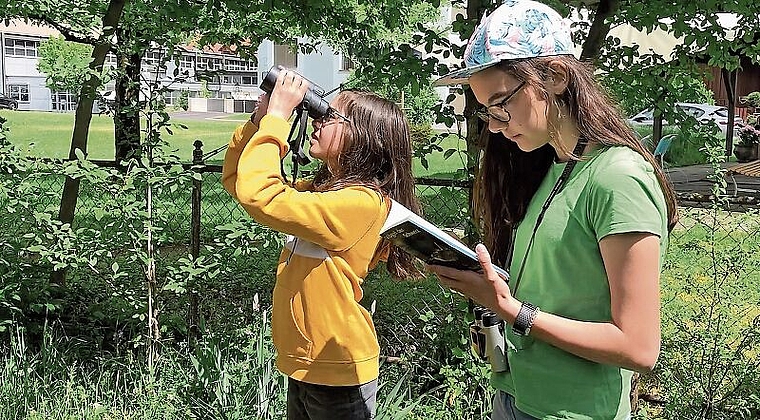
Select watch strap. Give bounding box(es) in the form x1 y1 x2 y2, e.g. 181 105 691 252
512 301 539 336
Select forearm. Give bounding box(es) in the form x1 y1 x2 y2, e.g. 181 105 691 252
525 309 660 372
232 114 290 218
229 114 381 250
221 120 259 199
495 280 660 373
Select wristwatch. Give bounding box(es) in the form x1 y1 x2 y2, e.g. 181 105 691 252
512 301 540 336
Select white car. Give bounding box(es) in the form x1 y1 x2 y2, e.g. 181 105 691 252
628 102 741 136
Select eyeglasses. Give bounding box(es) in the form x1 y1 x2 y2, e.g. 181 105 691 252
474 81 526 123
314 109 351 128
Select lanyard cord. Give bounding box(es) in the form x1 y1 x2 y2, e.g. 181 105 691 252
509 139 587 296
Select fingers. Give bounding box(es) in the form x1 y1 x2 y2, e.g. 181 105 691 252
475 243 503 280
274 69 310 96
250 93 270 126
432 271 465 295
268 69 311 120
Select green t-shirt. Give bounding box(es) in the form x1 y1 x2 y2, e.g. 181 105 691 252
491 146 669 420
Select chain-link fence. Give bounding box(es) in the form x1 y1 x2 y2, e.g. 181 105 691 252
191 167 473 243
9 159 760 271
4 153 760 413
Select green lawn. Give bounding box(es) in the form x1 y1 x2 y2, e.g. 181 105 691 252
0 110 246 162
0 110 469 177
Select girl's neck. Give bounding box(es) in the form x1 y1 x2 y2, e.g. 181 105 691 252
551 119 582 162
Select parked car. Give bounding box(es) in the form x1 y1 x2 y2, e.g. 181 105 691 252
0 92 18 110
627 102 741 136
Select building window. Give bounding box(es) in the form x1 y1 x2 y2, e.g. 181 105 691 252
241 75 257 85
178 54 195 70
221 73 259 86
105 52 117 68
340 54 355 71
164 89 188 106
143 50 166 70
225 58 255 72
197 56 223 71
7 84 30 102
4 37 39 57
52 91 78 111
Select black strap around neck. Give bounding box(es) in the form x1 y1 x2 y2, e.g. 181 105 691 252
509 139 587 295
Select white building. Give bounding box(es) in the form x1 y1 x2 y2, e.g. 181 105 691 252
0 20 354 113
0 21 64 110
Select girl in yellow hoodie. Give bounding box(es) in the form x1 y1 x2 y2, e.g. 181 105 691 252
222 69 422 419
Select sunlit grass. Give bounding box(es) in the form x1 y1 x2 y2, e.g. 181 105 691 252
0 110 243 161
0 109 470 177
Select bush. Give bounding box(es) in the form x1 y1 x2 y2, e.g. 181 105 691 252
177 90 189 111
410 123 434 145
743 91 760 109
633 125 709 167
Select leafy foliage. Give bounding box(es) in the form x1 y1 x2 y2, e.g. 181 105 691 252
3 0 760 418
602 69 715 118
37 36 97 94
344 70 440 125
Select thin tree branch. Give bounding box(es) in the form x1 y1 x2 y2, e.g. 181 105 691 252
23 15 97 44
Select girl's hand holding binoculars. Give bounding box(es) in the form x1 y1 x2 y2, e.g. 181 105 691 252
267 69 310 121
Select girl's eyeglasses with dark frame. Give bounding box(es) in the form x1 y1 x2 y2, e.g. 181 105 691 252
474 81 526 123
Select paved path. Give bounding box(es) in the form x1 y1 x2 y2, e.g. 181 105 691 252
666 162 760 210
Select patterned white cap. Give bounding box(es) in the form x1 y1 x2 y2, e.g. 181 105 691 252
435 0 574 86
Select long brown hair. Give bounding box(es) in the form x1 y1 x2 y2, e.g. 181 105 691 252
474 56 678 267
312 90 423 279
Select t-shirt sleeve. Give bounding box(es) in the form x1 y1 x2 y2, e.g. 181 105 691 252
587 155 667 241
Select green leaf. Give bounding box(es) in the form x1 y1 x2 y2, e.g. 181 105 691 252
94 208 106 221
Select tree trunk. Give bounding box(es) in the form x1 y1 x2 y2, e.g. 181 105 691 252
114 32 142 163
580 0 620 62
51 0 127 284
722 68 737 157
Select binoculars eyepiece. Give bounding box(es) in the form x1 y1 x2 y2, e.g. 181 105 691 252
259 65 332 120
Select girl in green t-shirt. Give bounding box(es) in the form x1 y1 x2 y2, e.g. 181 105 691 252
431 1 678 419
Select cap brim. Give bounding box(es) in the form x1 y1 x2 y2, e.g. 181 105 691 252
433 61 500 86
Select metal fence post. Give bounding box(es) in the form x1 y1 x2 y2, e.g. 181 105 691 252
189 139 203 346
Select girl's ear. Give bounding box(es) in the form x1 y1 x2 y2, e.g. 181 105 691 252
546 60 569 95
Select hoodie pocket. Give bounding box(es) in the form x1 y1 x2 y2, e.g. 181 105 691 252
272 288 313 359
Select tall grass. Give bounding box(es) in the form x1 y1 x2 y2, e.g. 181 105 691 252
0 327 191 418
1 312 430 419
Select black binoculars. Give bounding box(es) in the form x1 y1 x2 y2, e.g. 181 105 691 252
259 65 331 120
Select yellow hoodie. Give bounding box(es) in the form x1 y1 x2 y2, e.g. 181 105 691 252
222 115 389 386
